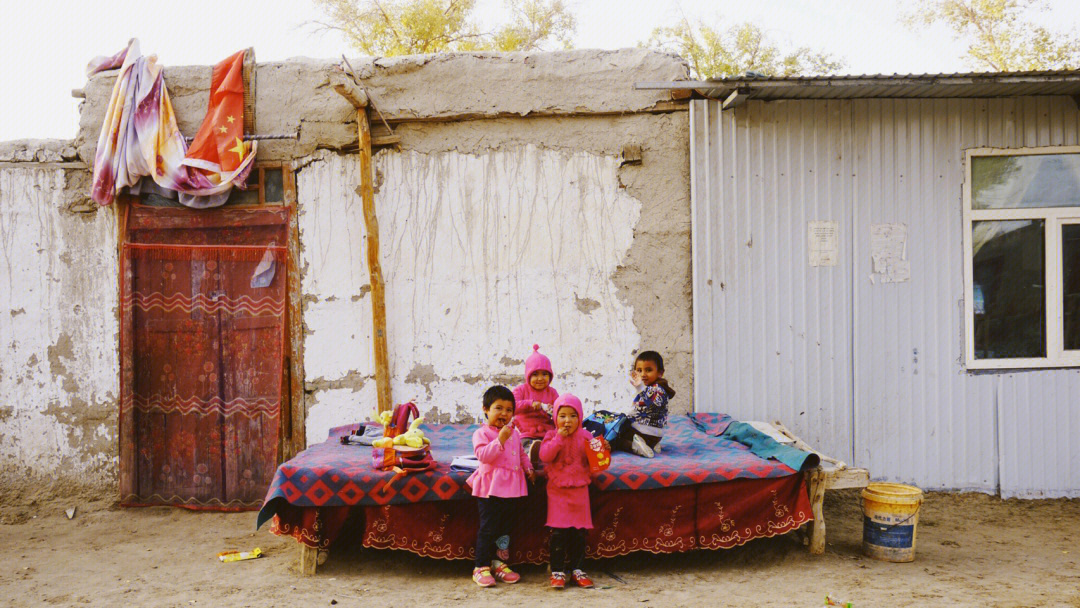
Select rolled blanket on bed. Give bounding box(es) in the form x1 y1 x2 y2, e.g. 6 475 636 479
721 422 821 471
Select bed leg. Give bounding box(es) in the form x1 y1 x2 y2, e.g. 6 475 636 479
808 469 826 555
299 543 319 575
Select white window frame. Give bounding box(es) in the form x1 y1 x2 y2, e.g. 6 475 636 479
963 146 1080 369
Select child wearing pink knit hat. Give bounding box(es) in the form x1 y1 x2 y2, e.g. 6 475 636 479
512 344 559 465
538 393 596 589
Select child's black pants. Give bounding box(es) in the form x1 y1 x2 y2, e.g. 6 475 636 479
549 527 586 572
475 496 517 567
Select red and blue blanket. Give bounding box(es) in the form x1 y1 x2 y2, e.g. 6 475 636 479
257 413 804 529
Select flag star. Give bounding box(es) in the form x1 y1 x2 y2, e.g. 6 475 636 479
218 125 228 134
226 115 235 124
229 137 246 160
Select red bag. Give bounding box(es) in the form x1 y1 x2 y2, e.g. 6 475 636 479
372 402 436 476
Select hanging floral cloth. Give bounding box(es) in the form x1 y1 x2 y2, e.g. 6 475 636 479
88 39 256 208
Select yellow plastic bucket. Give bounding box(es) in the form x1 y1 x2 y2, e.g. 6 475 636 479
861 482 923 562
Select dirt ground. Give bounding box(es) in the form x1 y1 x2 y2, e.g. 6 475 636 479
1 489 1078 608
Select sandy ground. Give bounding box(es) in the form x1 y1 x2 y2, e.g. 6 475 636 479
1 490 1078 608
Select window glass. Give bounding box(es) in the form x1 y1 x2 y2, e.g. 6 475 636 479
972 220 1046 358
227 187 259 206
1064 224 1080 350
972 154 1080 209
264 168 284 203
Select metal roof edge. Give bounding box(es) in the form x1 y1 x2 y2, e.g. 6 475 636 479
637 69 1080 89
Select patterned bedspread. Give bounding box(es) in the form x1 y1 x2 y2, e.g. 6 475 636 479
257 413 798 528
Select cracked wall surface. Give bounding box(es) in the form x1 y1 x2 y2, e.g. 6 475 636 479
1 49 691 492
298 110 691 444
77 49 688 164
299 145 659 444
0 146 119 495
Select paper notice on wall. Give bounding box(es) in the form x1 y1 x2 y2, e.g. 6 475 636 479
870 223 909 283
808 221 838 267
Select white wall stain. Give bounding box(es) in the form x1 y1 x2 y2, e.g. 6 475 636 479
299 147 642 445
0 167 119 482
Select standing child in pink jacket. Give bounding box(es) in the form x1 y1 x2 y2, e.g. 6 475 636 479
512 344 559 465
467 385 535 588
538 393 596 590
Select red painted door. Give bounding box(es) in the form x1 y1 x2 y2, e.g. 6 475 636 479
119 205 289 510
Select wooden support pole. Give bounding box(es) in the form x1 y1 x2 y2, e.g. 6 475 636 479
356 108 392 415
242 47 256 135
334 77 391 415
808 468 827 555
298 543 318 575
284 163 306 459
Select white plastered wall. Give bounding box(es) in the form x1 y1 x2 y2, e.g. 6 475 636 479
299 146 643 444
0 166 119 485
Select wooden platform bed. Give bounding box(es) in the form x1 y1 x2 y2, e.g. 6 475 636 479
284 419 868 574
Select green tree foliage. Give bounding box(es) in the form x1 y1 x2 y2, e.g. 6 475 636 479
906 0 1080 70
312 0 575 56
644 17 843 79
491 0 576 51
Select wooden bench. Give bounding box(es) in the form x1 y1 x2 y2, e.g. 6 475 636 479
294 421 869 572
770 421 870 554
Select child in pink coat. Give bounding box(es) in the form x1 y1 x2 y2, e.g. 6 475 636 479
538 393 595 590
467 385 535 587
512 344 558 465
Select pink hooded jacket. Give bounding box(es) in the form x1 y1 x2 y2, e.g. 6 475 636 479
512 345 558 439
538 394 593 489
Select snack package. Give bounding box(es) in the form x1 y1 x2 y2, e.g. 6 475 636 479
586 436 611 474
217 548 263 563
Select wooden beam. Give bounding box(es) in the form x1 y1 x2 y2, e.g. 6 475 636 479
807 469 827 555
298 543 318 576
332 73 369 109
371 134 401 147
284 162 306 459
722 88 750 111
116 196 134 503
765 420 870 554
772 421 848 468
669 87 692 101
356 108 392 415
0 161 88 169
243 48 256 136
331 69 391 413
824 466 870 490
379 100 688 124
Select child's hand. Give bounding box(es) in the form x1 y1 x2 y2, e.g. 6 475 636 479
526 470 536 483
498 421 514 444
557 425 571 437
532 401 544 411
629 370 643 388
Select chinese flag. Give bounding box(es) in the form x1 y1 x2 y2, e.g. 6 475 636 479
184 49 248 174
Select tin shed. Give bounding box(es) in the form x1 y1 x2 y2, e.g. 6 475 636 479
643 71 1080 498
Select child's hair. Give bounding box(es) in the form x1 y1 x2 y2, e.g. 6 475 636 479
635 350 676 398
483 385 515 410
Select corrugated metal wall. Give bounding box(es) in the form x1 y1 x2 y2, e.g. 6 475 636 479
691 97 1080 498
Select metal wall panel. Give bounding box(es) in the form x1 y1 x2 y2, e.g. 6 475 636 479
691 99 855 463
691 97 1080 497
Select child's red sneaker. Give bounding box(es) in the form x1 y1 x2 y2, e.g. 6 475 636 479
491 560 520 583
549 571 566 589
472 566 496 588
571 569 594 588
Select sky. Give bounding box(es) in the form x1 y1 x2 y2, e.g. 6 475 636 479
2 0 1080 141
